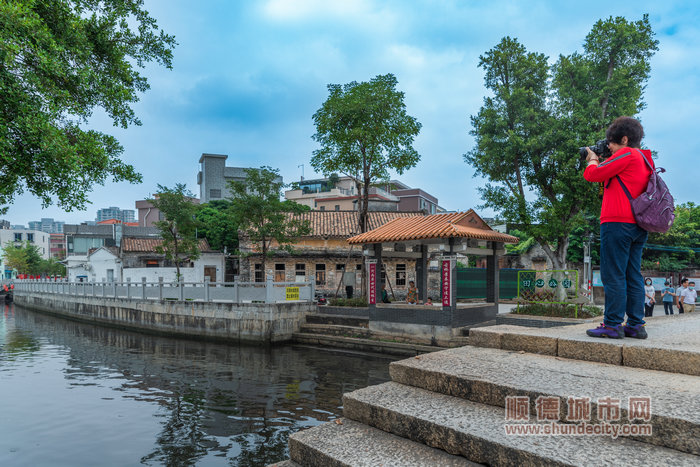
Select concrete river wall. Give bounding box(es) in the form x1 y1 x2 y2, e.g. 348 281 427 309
13 292 315 344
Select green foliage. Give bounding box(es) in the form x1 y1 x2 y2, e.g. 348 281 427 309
196 200 239 253
229 167 311 272
2 241 64 275
328 297 368 307
465 16 658 269
312 73 421 232
513 303 603 319
566 224 600 264
150 184 201 280
505 229 536 256
641 202 700 271
0 0 175 214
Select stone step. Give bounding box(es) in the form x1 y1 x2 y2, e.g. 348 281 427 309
389 345 700 455
305 313 368 327
266 460 301 467
299 323 371 338
468 313 700 376
288 417 477 466
343 382 700 467
292 332 438 356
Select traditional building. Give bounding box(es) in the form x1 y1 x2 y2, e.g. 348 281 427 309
238 211 425 298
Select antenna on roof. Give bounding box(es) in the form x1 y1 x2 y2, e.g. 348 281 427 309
298 164 304 181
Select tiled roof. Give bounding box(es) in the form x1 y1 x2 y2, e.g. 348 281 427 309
121 237 213 252
347 211 519 244
286 211 423 238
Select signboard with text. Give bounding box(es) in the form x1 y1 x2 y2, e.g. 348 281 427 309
285 287 300 300
442 259 453 307
367 261 377 305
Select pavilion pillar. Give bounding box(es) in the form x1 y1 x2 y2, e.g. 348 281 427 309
416 244 428 302
375 243 383 303
486 242 500 305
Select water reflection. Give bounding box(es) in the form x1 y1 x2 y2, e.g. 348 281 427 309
0 304 395 466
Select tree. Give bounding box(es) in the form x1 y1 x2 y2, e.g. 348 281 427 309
228 167 311 277
312 73 421 233
196 200 239 253
3 242 29 273
0 0 176 214
641 202 700 271
150 184 201 281
465 16 658 269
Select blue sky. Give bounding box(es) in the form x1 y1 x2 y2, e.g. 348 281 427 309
6 0 699 226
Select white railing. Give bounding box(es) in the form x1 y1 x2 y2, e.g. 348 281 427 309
13 277 315 304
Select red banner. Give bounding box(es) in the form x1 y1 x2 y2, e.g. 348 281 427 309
368 262 377 305
442 260 451 307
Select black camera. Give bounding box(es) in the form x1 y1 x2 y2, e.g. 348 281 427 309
579 139 611 159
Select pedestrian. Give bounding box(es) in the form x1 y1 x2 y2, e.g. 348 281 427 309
643 277 655 317
583 116 653 339
678 278 688 314
680 281 697 313
406 280 418 304
661 280 676 315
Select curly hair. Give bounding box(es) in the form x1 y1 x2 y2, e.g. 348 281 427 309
606 116 644 148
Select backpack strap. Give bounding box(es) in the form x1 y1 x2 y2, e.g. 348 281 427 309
612 148 653 200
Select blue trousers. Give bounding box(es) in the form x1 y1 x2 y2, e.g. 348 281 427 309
600 222 648 327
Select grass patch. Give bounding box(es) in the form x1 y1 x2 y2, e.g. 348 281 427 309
513 303 603 319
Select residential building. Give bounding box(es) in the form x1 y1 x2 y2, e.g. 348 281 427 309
96 206 135 223
49 233 66 259
28 218 65 233
0 220 10 229
135 196 200 228
64 223 160 255
64 238 224 283
0 228 50 279
285 176 442 213
197 153 283 203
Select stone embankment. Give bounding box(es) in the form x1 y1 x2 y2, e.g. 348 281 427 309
14 291 315 344
274 313 700 466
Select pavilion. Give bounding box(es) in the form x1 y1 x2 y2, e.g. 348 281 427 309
347 210 518 343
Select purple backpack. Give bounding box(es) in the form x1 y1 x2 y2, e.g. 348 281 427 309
616 149 675 233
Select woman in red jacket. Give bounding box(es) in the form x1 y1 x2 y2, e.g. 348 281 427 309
583 117 653 339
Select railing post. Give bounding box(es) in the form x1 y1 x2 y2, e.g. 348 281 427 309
233 276 239 303
158 277 163 301
204 277 210 302
142 277 146 300
179 277 184 301
113 281 117 298
310 277 315 303
126 278 131 299
265 275 274 303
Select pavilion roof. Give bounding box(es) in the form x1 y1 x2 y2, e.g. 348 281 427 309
346 210 518 244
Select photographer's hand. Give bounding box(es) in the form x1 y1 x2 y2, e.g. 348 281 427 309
585 148 599 165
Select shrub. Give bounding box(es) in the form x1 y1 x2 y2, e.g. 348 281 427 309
329 297 368 307
513 303 602 319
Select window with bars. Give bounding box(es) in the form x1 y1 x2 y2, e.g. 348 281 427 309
254 264 263 283
396 263 406 286
295 263 306 281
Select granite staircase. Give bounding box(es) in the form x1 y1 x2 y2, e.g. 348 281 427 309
273 313 700 466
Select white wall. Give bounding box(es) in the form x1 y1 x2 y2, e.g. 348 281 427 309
64 255 89 281
121 252 225 283
88 248 122 282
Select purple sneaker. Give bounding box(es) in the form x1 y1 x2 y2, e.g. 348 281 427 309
586 323 624 339
623 323 648 339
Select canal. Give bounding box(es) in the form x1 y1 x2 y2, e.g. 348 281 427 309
0 304 397 466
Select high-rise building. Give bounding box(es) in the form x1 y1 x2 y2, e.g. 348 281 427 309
28 218 65 233
96 207 135 223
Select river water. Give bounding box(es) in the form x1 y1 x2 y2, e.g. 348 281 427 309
0 304 396 466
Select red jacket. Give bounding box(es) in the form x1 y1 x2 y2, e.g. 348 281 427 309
584 147 653 224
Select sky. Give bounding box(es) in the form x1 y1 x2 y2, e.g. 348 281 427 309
5 0 700 227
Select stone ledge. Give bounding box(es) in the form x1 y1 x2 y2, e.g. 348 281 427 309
468 314 700 376
292 332 439 356
344 382 700 466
